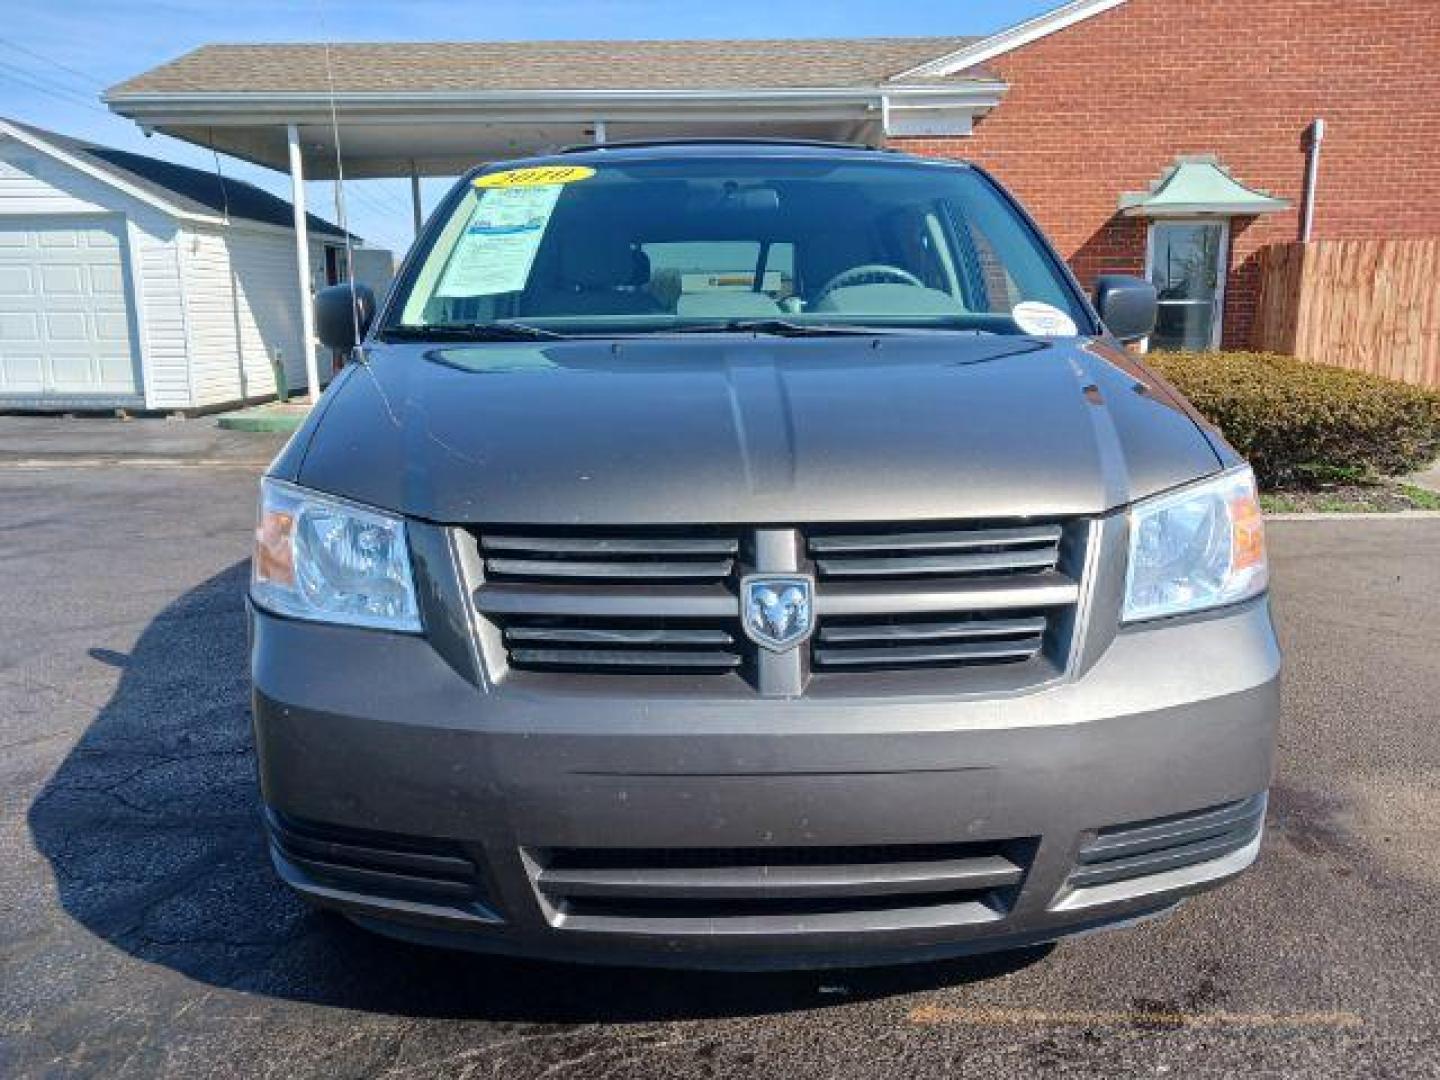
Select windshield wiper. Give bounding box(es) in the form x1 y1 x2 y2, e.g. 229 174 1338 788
672 319 893 337
381 321 568 342
669 319 983 337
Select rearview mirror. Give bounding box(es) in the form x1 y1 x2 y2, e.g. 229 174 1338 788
1093 275 1157 344
315 283 377 351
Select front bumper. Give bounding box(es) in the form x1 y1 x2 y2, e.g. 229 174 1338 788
250 597 1279 969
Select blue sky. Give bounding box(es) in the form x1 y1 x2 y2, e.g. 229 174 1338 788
4 0 1056 255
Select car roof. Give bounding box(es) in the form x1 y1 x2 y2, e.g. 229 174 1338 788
466 138 968 176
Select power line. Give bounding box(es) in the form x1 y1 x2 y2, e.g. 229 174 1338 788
0 64 111 117
0 38 105 92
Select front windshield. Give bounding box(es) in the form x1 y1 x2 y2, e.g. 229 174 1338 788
388 155 1090 337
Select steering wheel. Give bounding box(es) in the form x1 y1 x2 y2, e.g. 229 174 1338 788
815 264 927 303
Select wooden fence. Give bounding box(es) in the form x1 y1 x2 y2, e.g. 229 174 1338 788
1252 239 1440 388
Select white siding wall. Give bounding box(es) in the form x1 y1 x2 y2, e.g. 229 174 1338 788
178 224 337 407
0 135 186 410
130 218 188 410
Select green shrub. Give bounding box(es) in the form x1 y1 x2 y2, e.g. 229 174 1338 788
1143 351 1440 487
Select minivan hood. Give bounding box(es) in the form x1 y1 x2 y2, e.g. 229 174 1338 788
294 336 1220 524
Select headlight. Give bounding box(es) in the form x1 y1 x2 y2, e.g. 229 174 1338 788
251 477 421 632
1123 466 1267 623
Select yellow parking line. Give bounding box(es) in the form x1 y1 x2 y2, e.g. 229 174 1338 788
907 1004 1363 1029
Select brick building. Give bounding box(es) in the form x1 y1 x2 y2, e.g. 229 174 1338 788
106 0 1439 356
884 0 1440 349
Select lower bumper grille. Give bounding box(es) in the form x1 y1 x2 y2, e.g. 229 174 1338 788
525 840 1036 933
267 810 487 908
1069 794 1267 889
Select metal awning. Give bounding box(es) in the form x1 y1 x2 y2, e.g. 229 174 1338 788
102 40 1008 179
1119 156 1290 218
99 86 1006 179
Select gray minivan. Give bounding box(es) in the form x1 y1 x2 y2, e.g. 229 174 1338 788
250 141 1278 969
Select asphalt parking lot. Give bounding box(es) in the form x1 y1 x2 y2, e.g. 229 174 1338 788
2 446 1438 1078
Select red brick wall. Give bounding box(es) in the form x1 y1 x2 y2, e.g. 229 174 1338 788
887 0 1440 348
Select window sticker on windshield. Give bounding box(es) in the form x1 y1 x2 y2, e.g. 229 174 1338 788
473 165 595 189
1011 301 1079 337
434 184 564 298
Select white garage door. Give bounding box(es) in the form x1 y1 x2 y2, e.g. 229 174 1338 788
0 217 139 398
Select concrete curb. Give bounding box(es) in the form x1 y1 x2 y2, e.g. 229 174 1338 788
1265 510 1440 521
0 458 270 470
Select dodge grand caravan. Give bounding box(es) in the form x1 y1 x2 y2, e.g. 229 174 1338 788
250 141 1279 969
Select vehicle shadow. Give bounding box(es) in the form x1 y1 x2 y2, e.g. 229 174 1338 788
27 561 1050 1023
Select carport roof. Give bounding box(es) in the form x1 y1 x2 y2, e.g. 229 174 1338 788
106 38 993 96
101 37 1022 180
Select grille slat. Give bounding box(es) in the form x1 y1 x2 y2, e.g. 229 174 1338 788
267 810 486 908
487 557 736 581
528 840 1035 931
485 535 739 556
809 524 1063 553
816 548 1058 578
479 529 739 586
1068 794 1267 890
814 637 1043 669
818 615 1048 644
535 854 1023 900
509 646 742 670
809 522 1064 582
476 582 735 619
507 625 734 646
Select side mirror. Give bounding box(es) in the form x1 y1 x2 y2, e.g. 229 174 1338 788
1093 275 1157 344
314 283 376 351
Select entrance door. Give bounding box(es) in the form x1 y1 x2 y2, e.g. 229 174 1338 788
1146 220 1229 350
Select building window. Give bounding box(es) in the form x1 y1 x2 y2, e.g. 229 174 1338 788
1145 220 1229 351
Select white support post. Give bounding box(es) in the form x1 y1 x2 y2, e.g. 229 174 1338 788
287 123 321 404
409 160 423 238
593 119 607 145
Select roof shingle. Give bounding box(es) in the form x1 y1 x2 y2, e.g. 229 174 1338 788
107 37 988 97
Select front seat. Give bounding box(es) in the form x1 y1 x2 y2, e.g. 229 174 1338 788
527 235 665 316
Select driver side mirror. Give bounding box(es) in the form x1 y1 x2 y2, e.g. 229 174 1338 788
1093 275 1157 344
315 283 377 351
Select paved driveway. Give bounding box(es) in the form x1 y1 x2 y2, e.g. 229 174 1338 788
1 459 1438 1078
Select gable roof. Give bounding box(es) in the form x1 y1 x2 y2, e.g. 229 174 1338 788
890 0 1129 82
106 37 996 97
0 117 350 239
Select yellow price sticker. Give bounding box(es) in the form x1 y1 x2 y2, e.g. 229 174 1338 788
473 165 596 189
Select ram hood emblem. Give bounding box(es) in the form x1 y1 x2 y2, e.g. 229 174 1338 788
741 574 815 653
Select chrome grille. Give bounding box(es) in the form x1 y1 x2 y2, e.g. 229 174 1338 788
471 520 1089 691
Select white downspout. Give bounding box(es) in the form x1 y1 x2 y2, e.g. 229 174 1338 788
1300 118 1325 242
287 122 321 404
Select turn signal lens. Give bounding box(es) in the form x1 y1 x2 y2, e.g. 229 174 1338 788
255 509 295 586
1123 466 1269 623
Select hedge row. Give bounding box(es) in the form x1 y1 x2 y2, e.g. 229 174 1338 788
1144 351 1440 487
